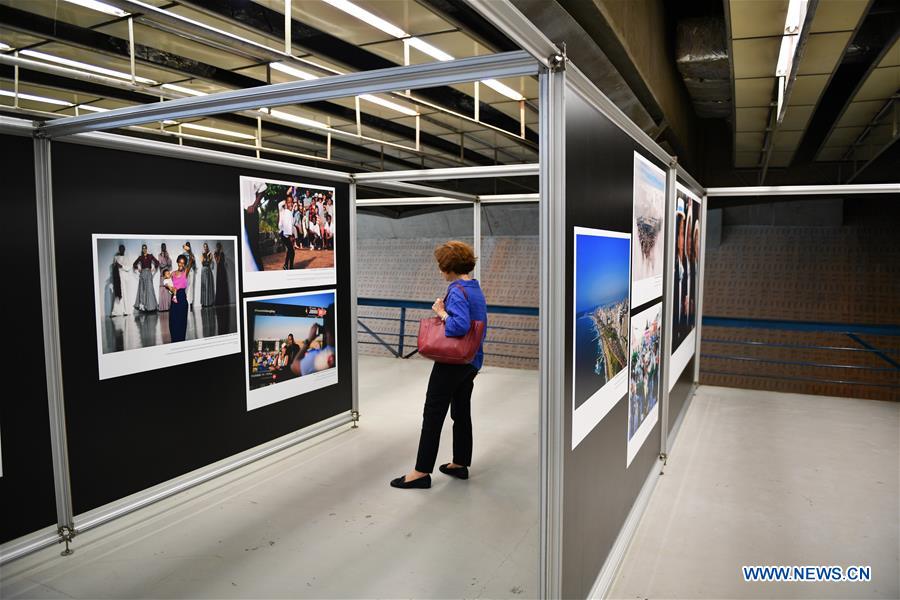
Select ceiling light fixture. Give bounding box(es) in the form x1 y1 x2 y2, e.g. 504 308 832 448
320 0 407 39
775 0 809 122
61 0 129 18
21 49 158 85
0 42 13 51
78 104 108 112
359 94 418 116
261 108 330 130
0 89 73 106
178 122 257 140
160 83 207 96
322 0 524 102
269 62 318 81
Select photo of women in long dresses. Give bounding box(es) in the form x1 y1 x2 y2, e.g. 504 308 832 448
93 234 241 380
200 243 215 307
157 243 172 312
133 244 159 312
214 242 231 306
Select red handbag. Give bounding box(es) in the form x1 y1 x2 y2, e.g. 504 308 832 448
417 284 485 365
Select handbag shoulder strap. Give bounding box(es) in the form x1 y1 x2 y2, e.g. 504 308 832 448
444 281 469 302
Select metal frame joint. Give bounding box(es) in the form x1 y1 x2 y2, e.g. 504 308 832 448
58 526 76 556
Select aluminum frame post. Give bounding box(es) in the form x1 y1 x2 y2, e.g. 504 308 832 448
33 134 76 550
473 199 482 281
538 60 566 600
349 180 360 428
660 163 677 457
693 195 709 384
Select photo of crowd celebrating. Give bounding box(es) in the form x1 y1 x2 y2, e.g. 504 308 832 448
673 188 702 352
240 176 336 291
245 290 338 411
93 235 240 379
628 304 661 447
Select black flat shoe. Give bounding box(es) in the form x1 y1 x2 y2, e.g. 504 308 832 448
439 464 469 480
390 474 431 489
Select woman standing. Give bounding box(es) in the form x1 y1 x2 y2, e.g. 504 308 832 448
132 244 159 312
168 254 191 343
109 244 131 317
200 243 215 307
157 243 172 312
214 242 230 306
391 241 488 490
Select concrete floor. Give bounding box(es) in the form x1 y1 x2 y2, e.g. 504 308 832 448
610 385 900 600
0 356 539 599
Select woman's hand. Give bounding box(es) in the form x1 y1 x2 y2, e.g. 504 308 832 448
307 323 320 344
432 298 447 320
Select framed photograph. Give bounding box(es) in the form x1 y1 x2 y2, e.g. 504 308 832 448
240 175 336 292
244 290 338 411
92 234 241 380
627 302 661 467
572 227 632 450
670 183 702 391
631 152 667 308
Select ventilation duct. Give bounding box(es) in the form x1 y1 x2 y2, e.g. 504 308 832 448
675 17 732 119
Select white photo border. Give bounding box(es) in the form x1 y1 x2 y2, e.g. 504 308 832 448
239 175 337 293
572 226 633 450
244 288 339 412
626 301 662 467
91 233 242 381
631 151 667 308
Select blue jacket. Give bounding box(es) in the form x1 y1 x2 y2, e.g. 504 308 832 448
444 279 488 370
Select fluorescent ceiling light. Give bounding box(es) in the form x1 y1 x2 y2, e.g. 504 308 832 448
178 122 257 140
61 0 128 17
0 89 73 106
269 62 318 81
0 42 12 51
321 0 407 39
160 83 207 96
78 104 108 112
774 0 809 121
406 37 454 62
21 49 158 85
261 108 330 130
481 79 524 102
359 94 417 116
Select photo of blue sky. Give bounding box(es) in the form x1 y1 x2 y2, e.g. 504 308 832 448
250 292 334 341
575 234 631 314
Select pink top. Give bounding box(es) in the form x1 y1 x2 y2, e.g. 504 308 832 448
172 271 188 290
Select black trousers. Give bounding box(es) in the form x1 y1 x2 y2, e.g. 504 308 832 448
280 233 294 268
415 362 478 473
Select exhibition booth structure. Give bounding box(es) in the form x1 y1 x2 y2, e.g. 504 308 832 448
1 2 714 598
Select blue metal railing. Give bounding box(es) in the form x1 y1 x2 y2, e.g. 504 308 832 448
358 297 539 361
700 316 900 391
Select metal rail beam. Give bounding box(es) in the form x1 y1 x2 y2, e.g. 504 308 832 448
707 183 899 196
39 52 539 138
355 163 539 183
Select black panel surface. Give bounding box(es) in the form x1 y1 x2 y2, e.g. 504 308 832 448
0 134 58 543
669 357 696 433
562 93 667 599
52 143 352 515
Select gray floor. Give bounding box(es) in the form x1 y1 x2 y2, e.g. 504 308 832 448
0 356 539 599
610 385 900 600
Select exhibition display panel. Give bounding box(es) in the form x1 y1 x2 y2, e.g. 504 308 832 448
0 5 716 598
560 85 677 600
51 142 353 517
